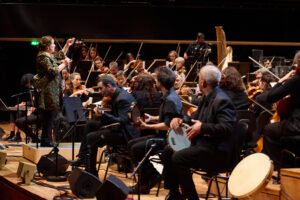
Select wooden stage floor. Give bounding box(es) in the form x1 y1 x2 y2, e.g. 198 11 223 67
0 121 280 200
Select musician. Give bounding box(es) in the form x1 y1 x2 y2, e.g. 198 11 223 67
220 67 250 110
35 35 74 147
116 70 127 87
61 68 71 92
263 67 300 168
167 50 178 70
124 53 136 76
184 32 212 68
249 72 274 117
4 73 35 142
63 72 90 108
94 57 108 73
86 47 99 61
174 57 186 82
162 65 237 200
108 61 119 77
174 74 184 93
250 68 268 87
79 46 88 61
128 67 183 194
71 76 140 177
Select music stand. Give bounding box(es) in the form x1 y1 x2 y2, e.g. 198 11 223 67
63 97 86 162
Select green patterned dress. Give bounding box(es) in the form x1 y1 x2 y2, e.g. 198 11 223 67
36 51 65 111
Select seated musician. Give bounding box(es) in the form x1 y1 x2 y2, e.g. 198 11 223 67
63 72 91 108
79 46 88 61
249 68 267 87
124 53 136 76
85 47 100 61
71 76 140 177
167 50 178 70
94 57 108 73
162 65 237 200
262 66 300 168
108 61 119 78
116 70 127 87
128 67 183 194
174 57 186 82
249 72 274 117
174 74 184 93
61 68 71 92
220 66 250 110
4 73 35 142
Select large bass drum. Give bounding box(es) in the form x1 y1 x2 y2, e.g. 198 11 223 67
167 123 191 152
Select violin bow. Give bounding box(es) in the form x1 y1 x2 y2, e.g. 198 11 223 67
248 96 274 116
125 61 142 82
135 42 143 60
248 56 280 80
103 45 112 63
114 51 123 62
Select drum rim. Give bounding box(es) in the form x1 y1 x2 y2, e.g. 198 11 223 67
167 123 191 152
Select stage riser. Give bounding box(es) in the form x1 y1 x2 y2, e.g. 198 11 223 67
280 168 300 200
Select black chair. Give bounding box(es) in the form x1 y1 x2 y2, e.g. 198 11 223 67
274 135 300 183
97 144 132 182
196 121 248 200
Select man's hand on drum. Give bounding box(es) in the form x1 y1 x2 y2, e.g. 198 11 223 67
186 119 202 139
170 118 183 130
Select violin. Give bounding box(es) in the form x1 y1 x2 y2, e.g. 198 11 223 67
177 66 186 75
98 66 109 73
71 85 96 97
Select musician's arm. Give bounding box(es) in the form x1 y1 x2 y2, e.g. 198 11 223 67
267 76 296 103
142 122 169 131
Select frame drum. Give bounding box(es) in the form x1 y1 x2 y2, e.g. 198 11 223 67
167 123 191 152
228 153 274 199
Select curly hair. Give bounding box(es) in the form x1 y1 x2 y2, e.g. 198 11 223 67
37 35 53 51
220 66 245 92
135 74 157 104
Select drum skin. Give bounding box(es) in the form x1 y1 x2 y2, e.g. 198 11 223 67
167 123 191 152
228 153 274 199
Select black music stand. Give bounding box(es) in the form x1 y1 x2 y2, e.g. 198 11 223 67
63 97 86 163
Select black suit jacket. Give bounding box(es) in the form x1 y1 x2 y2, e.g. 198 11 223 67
184 87 237 153
101 87 140 142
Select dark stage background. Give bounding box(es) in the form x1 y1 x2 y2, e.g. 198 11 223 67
1 2 300 120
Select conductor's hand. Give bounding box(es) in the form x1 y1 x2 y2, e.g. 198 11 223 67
186 119 202 139
67 37 75 47
170 118 183 130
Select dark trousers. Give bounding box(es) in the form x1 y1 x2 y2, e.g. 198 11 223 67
40 110 57 145
128 135 162 186
161 145 229 200
15 113 40 141
263 120 299 168
78 121 126 174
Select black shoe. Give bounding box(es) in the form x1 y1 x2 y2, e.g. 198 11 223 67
149 174 162 189
40 141 53 147
9 132 22 142
129 184 150 194
2 132 15 141
70 157 85 167
165 192 184 200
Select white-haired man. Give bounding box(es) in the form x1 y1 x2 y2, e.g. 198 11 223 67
162 65 237 200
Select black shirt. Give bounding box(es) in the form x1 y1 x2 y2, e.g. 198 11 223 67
185 41 211 62
223 89 250 111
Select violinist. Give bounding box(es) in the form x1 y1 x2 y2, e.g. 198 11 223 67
64 72 91 108
249 68 268 87
262 65 300 168
85 47 99 61
108 61 119 78
79 46 88 61
116 70 127 87
249 72 274 117
174 57 186 82
167 50 178 70
70 76 140 177
220 67 250 110
61 68 71 92
124 53 136 76
174 74 184 93
94 57 108 73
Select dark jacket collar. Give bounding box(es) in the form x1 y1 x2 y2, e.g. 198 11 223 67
202 86 220 103
111 87 121 101
161 87 175 101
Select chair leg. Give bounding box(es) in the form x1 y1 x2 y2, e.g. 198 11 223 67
214 177 222 200
97 149 106 172
103 153 111 182
205 177 213 200
156 175 163 197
